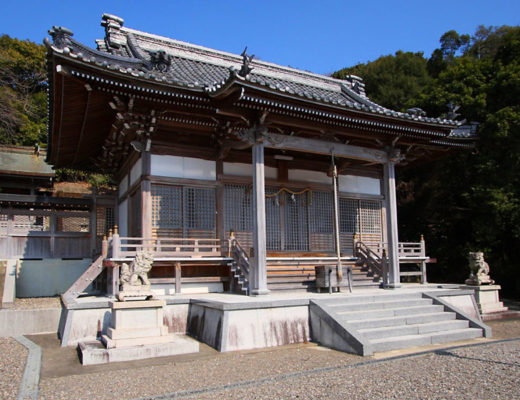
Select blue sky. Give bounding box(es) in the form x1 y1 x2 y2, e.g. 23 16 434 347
1 0 518 75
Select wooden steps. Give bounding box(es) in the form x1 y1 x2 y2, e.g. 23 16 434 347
266 263 381 292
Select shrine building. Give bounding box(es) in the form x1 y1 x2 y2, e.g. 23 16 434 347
43 14 475 301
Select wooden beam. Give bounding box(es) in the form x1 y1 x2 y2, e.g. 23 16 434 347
263 133 388 164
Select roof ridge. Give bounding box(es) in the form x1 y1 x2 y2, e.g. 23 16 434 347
119 26 349 93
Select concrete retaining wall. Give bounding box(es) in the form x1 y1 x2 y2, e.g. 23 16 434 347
0 308 61 336
188 302 310 352
14 258 93 297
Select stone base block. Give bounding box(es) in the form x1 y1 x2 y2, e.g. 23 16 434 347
460 285 508 316
106 326 168 340
79 335 199 365
102 333 177 349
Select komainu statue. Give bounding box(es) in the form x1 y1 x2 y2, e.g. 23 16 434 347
118 251 155 301
465 252 495 285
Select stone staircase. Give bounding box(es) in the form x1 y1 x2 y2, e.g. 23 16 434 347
310 292 489 355
267 263 381 292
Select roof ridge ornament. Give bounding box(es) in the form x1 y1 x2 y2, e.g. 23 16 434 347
343 75 366 97
149 50 172 72
446 102 461 121
101 13 126 53
406 107 426 117
48 26 73 49
238 47 254 78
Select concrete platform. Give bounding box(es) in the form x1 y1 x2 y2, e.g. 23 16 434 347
79 335 200 365
58 284 490 357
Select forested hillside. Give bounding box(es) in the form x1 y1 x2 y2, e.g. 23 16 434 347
1 26 519 296
335 26 520 297
0 35 46 145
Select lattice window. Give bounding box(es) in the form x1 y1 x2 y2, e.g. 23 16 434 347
265 187 281 251
152 185 182 230
282 191 309 251
184 187 215 232
309 191 334 251
57 212 89 233
360 200 382 235
224 184 253 251
309 191 333 234
96 206 115 236
129 190 142 237
11 214 50 233
0 214 7 235
152 184 215 238
339 198 359 233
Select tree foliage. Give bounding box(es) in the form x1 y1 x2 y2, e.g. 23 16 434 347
395 26 520 297
0 35 47 145
332 51 431 111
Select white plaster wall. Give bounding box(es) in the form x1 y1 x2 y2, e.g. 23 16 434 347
223 162 277 179
338 175 381 195
118 174 128 198
151 155 216 180
129 157 142 186
118 199 128 237
288 169 329 184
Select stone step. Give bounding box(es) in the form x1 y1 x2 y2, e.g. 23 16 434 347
317 292 422 306
338 304 444 321
359 319 469 340
328 298 432 312
371 328 483 353
347 311 456 330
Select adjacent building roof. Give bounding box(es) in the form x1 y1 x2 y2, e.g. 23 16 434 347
0 145 54 178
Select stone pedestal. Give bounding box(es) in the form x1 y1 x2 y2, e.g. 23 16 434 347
79 299 199 365
102 300 172 348
461 285 508 316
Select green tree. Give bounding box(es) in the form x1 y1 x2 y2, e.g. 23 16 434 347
401 26 520 296
332 51 431 111
0 35 47 145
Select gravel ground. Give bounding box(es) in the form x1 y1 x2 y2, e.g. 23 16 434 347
189 340 520 400
31 312 520 400
39 345 360 400
0 337 28 400
13 297 61 310
488 318 520 338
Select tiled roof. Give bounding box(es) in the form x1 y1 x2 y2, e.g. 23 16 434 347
44 14 473 135
0 146 54 177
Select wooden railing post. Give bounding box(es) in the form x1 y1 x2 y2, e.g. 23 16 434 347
112 225 121 258
420 234 425 257
101 235 108 258
382 249 389 286
228 230 235 257
353 233 359 254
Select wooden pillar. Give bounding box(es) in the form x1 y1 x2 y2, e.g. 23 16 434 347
175 262 182 295
216 159 225 242
49 213 56 258
90 188 97 256
6 209 13 259
141 152 152 241
250 141 269 295
383 158 401 288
